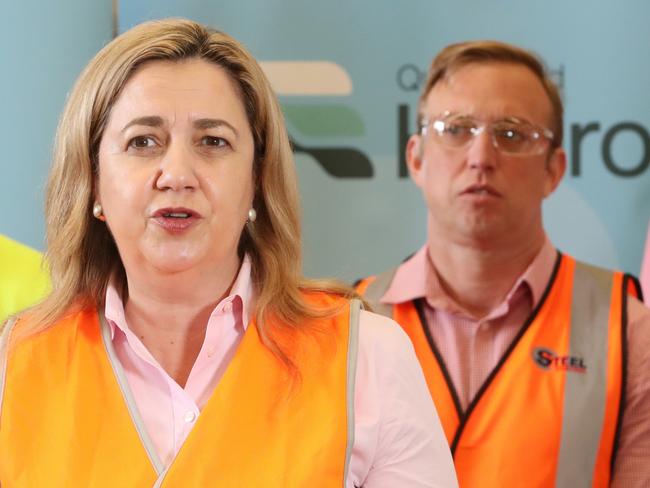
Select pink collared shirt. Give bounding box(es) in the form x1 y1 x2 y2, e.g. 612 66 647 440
381 239 650 487
105 257 457 488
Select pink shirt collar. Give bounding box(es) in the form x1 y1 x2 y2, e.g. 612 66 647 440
381 238 558 317
105 255 255 340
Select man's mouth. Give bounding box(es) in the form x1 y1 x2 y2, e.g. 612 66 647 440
461 184 501 197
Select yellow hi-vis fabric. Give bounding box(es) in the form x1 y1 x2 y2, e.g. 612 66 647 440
0 292 357 487
357 253 639 487
0 234 49 324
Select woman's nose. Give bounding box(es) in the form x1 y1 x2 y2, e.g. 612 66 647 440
155 142 200 191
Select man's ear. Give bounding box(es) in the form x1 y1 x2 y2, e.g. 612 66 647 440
406 134 425 188
543 147 567 198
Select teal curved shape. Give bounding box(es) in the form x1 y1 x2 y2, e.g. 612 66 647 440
283 104 365 137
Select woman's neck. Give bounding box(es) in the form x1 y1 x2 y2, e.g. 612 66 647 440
121 257 241 386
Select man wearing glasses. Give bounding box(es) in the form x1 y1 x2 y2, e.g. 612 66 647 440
357 41 649 486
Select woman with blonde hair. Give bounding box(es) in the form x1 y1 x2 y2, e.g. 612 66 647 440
0 19 456 487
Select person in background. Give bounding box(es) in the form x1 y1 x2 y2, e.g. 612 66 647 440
357 40 649 487
0 19 457 487
0 234 49 324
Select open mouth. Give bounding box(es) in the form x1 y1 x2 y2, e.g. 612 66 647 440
153 207 201 219
152 207 201 232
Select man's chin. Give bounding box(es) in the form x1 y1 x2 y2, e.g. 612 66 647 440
455 219 506 247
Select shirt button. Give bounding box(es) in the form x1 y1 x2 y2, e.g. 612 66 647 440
184 411 197 423
223 302 233 313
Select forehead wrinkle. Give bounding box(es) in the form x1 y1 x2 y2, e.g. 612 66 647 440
193 118 239 138
120 115 164 133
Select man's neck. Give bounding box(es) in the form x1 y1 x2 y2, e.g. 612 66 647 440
427 229 545 319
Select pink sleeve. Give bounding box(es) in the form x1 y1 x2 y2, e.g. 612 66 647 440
349 310 458 488
611 297 650 487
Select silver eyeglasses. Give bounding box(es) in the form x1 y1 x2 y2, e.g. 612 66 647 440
420 112 555 156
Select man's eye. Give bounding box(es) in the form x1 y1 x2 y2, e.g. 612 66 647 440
444 124 472 137
496 127 527 141
128 136 156 149
201 136 228 147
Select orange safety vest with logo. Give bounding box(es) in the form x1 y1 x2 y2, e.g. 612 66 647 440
357 253 643 487
0 293 361 487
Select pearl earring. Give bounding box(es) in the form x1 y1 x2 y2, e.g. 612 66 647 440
92 203 103 219
247 208 257 223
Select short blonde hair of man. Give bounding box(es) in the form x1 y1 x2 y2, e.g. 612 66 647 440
23 18 354 373
418 40 564 148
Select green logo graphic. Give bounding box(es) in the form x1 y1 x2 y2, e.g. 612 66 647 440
261 61 373 178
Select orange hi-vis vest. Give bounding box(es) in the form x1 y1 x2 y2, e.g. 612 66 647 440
357 253 643 488
0 293 362 487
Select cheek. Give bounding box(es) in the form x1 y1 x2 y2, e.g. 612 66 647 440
422 160 453 200
206 164 253 200
202 167 254 216
510 168 547 204
98 162 150 222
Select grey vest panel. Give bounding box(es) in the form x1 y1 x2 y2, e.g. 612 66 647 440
362 267 398 318
555 261 617 488
99 312 165 476
343 298 362 487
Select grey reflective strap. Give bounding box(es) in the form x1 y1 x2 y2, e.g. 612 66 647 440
0 318 17 423
555 262 614 487
153 469 169 488
343 298 361 487
98 311 165 476
363 267 398 318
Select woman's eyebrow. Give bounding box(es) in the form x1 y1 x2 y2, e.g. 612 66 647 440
121 115 164 133
193 118 239 137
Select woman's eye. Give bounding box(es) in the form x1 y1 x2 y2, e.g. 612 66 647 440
128 136 156 149
201 136 228 147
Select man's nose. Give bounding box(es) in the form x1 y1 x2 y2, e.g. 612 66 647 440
466 128 497 171
155 142 200 191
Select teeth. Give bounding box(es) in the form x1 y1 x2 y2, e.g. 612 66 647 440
164 212 190 218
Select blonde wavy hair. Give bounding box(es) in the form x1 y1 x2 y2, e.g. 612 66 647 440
23 18 354 369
